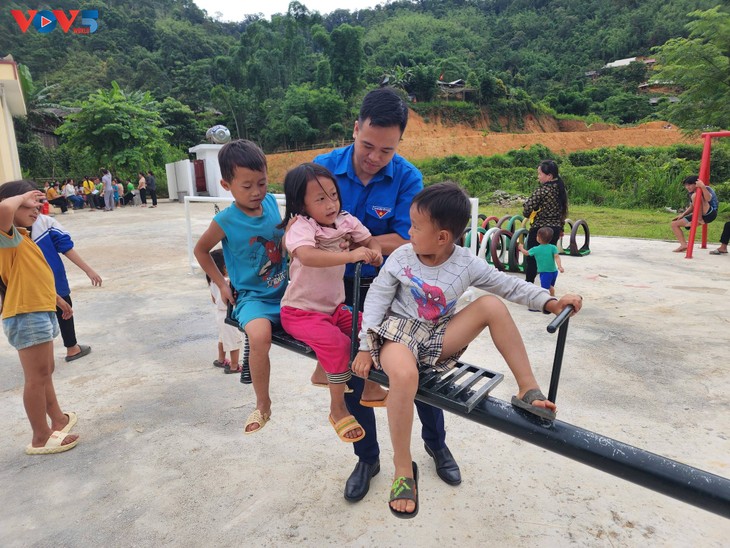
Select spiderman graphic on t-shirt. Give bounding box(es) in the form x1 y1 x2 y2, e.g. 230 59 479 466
403 266 456 322
249 235 285 287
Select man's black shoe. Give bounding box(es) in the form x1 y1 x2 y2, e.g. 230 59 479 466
424 444 462 486
344 459 380 502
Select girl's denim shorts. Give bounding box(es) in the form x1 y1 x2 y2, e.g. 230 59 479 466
2 311 59 350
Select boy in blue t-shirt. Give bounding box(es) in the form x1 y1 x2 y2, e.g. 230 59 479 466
194 140 287 435
519 226 564 296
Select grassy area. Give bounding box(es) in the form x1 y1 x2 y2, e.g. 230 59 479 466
479 204 728 242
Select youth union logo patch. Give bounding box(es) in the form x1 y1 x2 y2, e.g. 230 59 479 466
372 206 391 218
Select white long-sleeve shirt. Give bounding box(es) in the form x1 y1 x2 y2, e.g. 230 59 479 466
359 244 555 350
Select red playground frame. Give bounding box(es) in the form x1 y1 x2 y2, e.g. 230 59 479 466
686 130 730 259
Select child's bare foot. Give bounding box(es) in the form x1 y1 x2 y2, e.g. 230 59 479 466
310 362 328 386
673 246 687 252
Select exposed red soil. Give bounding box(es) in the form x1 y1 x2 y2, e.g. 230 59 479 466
266 114 701 183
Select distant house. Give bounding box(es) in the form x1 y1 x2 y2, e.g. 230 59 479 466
438 79 466 89
603 56 656 69
648 96 680 106
436 79 476 101
638 80 678 92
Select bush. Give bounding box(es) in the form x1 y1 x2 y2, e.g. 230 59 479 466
506 144 557 168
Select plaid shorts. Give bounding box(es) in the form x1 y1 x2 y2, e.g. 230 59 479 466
367 316 467 373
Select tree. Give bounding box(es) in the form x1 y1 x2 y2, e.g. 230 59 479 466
599 92 652 124
14 65 73 179
156 97 204 149
210 86 262 141
57 82 172 176
652 7 730 131
328 24 364 97
408 65 438 102
286 115 316 146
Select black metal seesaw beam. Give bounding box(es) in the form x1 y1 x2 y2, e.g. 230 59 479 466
369 306 730 519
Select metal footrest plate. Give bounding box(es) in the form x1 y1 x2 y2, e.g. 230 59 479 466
368 361 503 414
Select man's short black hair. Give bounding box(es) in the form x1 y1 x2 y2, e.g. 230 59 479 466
412 181 470 240
682 175 699 186
218 139 267 183
358 87 409 134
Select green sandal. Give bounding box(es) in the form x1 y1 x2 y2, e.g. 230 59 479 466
389 462 418 519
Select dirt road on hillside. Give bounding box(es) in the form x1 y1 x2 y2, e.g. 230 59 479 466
267 117 701 183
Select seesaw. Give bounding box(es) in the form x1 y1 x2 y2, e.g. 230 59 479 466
227 263 729 518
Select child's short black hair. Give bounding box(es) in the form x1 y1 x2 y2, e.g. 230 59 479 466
412 181 470 240
206 248 226 285
682 175 699 186
218 139 267 183
358 87 409 134
277 163 341 229
537 226 554 242
0 179 37 201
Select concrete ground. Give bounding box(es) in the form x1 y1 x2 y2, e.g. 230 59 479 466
1 201 728 547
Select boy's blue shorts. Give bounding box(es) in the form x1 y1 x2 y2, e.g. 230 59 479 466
3 311 59 350
233 299 281 331
539 271 559 290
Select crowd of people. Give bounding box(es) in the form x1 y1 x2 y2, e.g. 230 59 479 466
40 170 158 214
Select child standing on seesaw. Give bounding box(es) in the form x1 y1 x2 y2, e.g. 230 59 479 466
351 181 583 518
206 248 244 375
279 163 387 443
518 226 564 296
194 140 287 435
0 180 80 455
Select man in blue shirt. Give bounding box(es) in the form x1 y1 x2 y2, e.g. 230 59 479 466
314 87 462 502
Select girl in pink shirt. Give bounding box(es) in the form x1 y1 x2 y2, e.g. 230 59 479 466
279 163 386 443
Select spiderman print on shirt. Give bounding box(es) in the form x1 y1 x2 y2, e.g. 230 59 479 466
249 235 286 288
403 266 456 322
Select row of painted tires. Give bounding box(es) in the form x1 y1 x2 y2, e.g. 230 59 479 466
461 215 590 272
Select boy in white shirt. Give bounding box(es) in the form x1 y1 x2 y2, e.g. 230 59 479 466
352 181 583 518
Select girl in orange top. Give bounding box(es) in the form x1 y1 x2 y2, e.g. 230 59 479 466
0 180 79 455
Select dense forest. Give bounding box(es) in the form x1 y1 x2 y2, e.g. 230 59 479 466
2 0 728 202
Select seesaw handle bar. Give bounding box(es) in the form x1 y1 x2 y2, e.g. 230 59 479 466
547 304 574 334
